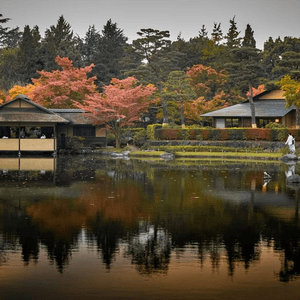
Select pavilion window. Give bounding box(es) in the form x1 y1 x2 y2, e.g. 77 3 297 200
0 126 11 138
1 126 54 138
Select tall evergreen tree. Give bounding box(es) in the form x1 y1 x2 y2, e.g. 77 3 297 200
0 13 22 89
225 16 241 48
211 23 223 44
81 25 101 64
0 47 19 90
242 24 256 48
94 19 128 88
41 15 82 71
272 37 300 81
162 70 195 127
0 13 21 49
17 25 43 84
125 28 182 124
199 25 208 39
225 43 263 128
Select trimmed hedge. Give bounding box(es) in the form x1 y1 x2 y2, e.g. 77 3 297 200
148 126 294 142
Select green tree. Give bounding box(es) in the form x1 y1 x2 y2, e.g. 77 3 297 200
199 25 208 39
17 25 43 84
81 25 101 64
162 70 195 127
94 19 128 88
211 22 223 44
242 24 256 48
41 15 82 71
277 75 300 127
263 37 300 83
0 13 21 49
225 41 263 127
0 47 20 90
225 16 241 48
125 28 182 124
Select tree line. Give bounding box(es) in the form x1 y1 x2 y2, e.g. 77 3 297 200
1 13 300 128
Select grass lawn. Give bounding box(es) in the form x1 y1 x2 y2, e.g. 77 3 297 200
128 150 283 160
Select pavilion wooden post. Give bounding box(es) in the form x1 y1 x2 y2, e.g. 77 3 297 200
18 122 21 157
53 125 57 157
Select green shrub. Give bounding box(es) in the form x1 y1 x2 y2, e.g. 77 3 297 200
147 124 162 140
265 122 286 129
133 129 148 147
106 132 116 147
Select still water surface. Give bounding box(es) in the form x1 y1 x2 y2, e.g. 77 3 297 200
0 155 300 299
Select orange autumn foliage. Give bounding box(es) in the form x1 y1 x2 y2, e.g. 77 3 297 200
31 56 98 108
246 84 265 98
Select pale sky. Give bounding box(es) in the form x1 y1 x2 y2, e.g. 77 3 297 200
1 0 300 49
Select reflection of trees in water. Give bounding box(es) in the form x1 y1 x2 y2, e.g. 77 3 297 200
263 220 300 282
1 157 300 279
125 222 171 276
87 214 127 269
223 223 261 276
0 206 40 265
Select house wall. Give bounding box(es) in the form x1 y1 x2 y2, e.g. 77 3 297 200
96 126 106 137
20 139 55 151
5 99 35 108
215 118 225 128
57 125 73 137
282 111 296 127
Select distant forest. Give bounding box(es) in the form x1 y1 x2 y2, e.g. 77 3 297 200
0 13 300 116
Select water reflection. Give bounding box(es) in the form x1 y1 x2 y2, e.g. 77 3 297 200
1 156 300 298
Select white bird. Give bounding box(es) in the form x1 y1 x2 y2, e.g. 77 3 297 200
263 172 271 179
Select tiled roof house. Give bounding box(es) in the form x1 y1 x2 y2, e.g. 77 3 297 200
201 90 296 128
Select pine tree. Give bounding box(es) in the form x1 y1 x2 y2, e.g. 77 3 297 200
272 37 300 81
41 15 82 71
0 13 21 49
81 25 101 64
94 19 128 88
199 25 208 40
125 28 183 124
225 45 263 128
162 70 195 127
225 16 241 48
242 24 256 48
211 23 223 44
17 25 43 84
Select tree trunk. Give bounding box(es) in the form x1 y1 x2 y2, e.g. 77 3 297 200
114 122 121 148
158 82 169 126
161 98 169 126
180 101 185 128
249 82 256 128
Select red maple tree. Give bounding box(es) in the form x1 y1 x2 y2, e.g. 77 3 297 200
75 76 156 147
31 56 98 108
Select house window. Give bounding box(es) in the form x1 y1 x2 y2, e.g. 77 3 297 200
225 118 239 128
73 125 95 137
258 119 275 128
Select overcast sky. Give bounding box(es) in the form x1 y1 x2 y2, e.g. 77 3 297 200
2 0 300 49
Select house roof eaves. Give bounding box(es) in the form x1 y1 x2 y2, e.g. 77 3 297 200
201 100 294 118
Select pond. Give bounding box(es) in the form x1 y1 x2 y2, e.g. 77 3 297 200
0 155 300 300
